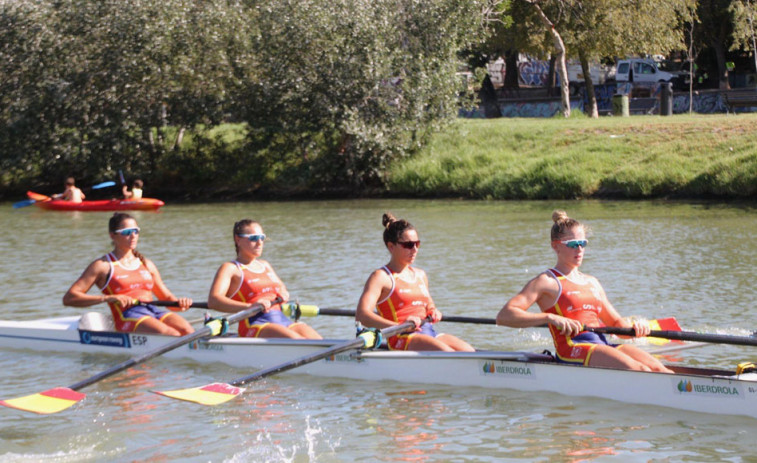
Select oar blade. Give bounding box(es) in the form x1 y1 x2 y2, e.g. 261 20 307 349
12 199 36 209
92 181 116 190
648 317 683 345
153 382 244 406
0 387 85 415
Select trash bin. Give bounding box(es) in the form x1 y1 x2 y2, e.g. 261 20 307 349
612 94 629 117
660 82 673 116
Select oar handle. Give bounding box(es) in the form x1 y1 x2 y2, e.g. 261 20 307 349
587 326 757 347
229 319 424 387
147 300 209 309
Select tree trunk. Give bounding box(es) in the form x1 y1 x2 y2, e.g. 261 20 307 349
578 49 598 118
504 50 520 88
479 74 501 118
529 2 570 117
712 21 731 90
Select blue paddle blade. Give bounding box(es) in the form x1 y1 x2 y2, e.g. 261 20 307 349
12 199 36 209
92 181 116 190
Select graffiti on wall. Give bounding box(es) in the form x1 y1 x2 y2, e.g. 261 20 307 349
499 100 584 118
518 61 551 87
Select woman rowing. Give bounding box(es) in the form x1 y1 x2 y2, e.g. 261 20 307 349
207 219 322 339
356 213 474 352
497 210 672 372
63 213 194 335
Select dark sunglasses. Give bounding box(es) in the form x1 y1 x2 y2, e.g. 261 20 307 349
397 240 421 250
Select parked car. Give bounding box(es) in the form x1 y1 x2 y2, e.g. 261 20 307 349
615 58 688 89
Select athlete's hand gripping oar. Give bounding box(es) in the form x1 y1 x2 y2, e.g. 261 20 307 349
154 318 427 406
0 298 279 415
587 325 757 347
13 182 117 209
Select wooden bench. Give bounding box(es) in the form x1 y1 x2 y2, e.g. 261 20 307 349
629 97 658 115
723 89 757 113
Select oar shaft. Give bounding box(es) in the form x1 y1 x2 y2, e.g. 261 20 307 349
316 308 498 325
68 302 267 391
228 320 419 387
588 326 757 347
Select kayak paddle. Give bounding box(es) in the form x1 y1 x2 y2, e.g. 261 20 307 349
154 319 425 406
0 299 277 415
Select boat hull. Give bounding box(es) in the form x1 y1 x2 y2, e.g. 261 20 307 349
0 316 755 418
27 191 164 211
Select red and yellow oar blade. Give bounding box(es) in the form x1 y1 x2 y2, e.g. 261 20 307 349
648 317 683 345
153 382 244 406
0 387 85 415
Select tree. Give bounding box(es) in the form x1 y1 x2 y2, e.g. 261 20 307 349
730 0 757 72
698 0 735 89
237 0 491 190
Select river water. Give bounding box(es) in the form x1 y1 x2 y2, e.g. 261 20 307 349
1 199 756 462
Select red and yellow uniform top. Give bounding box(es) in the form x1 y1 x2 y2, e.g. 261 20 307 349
376 265 432 323
229 260 290 337
100 253 157 331
544 268 611 365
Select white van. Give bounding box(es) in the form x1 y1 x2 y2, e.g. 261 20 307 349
615 59 676 83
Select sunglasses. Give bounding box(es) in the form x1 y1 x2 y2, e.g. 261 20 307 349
113 227 140 236
396 240 421 250
558 239 588 249
237 233 266 242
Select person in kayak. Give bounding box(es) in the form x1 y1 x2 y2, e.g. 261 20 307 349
122 179 143 200
207 219 322 339
53 177 85 203
496 210 672 372
356 213 475 352
62 213 194 335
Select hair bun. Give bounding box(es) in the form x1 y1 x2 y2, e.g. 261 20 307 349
552 210 569 223
382 212 397 229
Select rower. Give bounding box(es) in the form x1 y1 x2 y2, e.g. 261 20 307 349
62 213 194 335
52 177 85 203
122 179 143 200
496 210 672 372
207 219 322 339
356 213 475 352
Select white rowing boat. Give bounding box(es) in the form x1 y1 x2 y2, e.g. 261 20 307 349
1 313 756 418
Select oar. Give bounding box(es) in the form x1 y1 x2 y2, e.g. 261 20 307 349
154 319 424 406
13 181 117 209
293 307 681 333
0 299 276 415
588 325 757 347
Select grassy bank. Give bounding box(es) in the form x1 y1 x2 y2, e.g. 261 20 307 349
387 114 757 199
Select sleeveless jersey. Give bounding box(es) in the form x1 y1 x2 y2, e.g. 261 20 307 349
544 268 610 364
100 253 158 331
100 253 155 304
376 266 431 323
229 260 286 305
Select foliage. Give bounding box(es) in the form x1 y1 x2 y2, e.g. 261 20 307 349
237 0 489 191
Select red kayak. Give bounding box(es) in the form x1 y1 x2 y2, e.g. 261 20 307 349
27 191 164 211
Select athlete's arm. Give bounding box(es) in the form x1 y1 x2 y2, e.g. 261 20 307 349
62 259 133 308
595 279 649 337
419 270 441 323
356 270 397 329
260 260 290 302
497 273 583 336
145 259 192 311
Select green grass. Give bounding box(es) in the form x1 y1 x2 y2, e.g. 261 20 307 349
387 114 757 199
